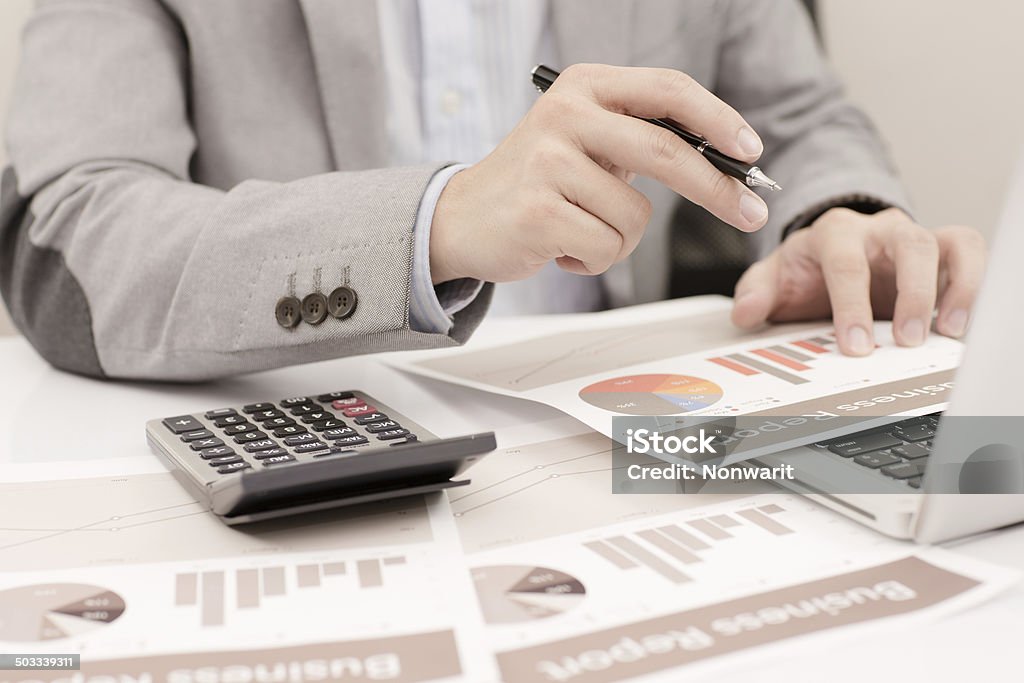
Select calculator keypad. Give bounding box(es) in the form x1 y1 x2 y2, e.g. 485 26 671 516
375 428 410 440
199 446 235 459
283 433 318 445
311 418 345 431
222 423 256 435
293 441 328 454
163 416 204 433
233 431 267 443
252 448 288 459
261 454 297 466
316 391 353 401
162 391 419 475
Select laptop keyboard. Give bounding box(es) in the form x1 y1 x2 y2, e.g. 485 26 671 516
815 414 940 489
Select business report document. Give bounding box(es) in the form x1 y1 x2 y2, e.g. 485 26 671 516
0 470 497 683
452 430 1019 683
0 403 1015 683
396 296 963 463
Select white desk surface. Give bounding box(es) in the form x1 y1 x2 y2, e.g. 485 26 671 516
1 324 1021 681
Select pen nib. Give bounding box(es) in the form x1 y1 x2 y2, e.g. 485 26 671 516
747 167 782 192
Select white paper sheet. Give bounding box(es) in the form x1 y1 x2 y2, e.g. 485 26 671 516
460 486 1018 683
394 297 964 458
0 475 497 683
445 431 1018 682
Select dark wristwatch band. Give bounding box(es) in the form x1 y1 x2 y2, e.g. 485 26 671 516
782 194 895 240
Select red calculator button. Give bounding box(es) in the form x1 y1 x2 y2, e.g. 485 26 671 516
333 398 365 410
342 404 376 417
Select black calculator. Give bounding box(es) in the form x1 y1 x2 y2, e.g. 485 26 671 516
146 390 495 525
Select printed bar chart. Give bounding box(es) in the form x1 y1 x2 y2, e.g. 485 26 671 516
296 564 320 588
752 348 811 371
768 345 812 362
726 353 807 384
175 555 407 627
708 336 837 386
738 508 794 536
792 339 830 354
709 514 741 528
687 518 730 540
606 536 690 584
636 529 701 564
658 524 710 551
357 559 383 588
583 541 636 569
174 573 196 606
200 571 224 627
584 505 796 584
262 566 285 596
707 356 758 376
236 569 259 608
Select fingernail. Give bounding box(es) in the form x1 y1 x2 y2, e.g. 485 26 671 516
739 192 768 228
845 325 873 355
900 318 927 346
737 126 763 157
944 309 969 337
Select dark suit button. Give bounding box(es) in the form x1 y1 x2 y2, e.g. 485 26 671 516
275 296 302 328
327 286 357 319
301 292 328 324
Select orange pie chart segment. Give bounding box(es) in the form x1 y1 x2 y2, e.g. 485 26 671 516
579 374 723 415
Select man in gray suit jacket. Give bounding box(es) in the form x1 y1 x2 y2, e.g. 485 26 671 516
0 0 985 381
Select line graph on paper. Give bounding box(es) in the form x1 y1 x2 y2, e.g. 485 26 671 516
0 474 433 571
451 433 760 553
414 311 823 392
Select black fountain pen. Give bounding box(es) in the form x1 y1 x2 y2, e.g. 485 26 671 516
531 65 782 192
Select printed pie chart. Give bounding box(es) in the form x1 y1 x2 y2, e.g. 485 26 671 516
0 583 126 641
580 374 723 415
472 565 585 624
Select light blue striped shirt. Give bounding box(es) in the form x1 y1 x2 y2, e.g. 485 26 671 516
377 0 607 333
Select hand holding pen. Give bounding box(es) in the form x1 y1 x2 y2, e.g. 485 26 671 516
429 63 775 285
532 65 781 192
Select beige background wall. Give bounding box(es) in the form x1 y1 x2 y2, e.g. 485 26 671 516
820 0 1024 233
0 1 1019 336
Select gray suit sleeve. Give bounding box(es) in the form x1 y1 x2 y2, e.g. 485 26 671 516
714 0 912 258
0 0 490 381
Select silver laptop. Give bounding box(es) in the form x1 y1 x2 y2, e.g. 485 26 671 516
752 155 1024 543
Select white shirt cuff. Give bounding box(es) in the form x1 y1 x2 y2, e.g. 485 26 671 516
409 164 485 334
